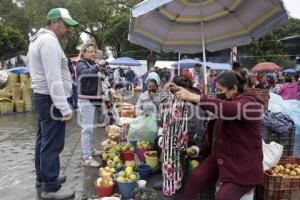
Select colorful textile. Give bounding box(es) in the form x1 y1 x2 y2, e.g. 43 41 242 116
161 94 188 196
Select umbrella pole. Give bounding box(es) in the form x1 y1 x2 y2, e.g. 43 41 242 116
178 52 181 76
201 21 207 94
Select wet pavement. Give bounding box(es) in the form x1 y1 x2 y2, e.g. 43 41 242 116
0 110 300 200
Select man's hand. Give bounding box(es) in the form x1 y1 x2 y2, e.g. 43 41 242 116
62 111 73 122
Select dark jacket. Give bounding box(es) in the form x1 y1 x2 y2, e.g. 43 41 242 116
200 94 264 185
76 59 99 96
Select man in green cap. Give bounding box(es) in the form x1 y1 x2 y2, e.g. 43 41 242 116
26 8 78 199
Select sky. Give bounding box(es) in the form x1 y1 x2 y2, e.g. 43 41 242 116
283 0 300 19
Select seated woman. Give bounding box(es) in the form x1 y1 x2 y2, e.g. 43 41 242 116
136 78 161 118
167 72 264 200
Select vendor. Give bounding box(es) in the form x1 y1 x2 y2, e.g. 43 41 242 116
136 76 161 118
168 71 264 200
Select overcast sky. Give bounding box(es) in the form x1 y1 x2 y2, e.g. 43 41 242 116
283 0 300 19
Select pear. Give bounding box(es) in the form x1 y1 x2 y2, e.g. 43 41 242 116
294 168 300 175
190 160 200 169
129 174 137 181
118 171 125 178
289 170 297 177
125 166 133 175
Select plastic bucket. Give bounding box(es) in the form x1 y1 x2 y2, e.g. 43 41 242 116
129 141 137 149
144 151 158 169
137 164 151 180
95 182 114 197
136 147 147 162
121 151 135 161
115 174 139 198
116 166 123 173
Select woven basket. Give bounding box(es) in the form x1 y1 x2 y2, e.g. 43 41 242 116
12 83 21 100
6 72 19 88
0 98 14 114
21 83 32 100
24 98 32 111
14 100 24 112
0 87 12 99
20 74 29 83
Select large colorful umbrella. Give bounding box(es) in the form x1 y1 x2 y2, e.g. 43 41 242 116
251 62 281 72
109 57 141 66
129 0 288 82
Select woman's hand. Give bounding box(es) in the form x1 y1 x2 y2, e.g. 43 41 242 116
175 87 200 103
163 82 181 93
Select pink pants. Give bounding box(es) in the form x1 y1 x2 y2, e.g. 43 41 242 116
181 155 253 200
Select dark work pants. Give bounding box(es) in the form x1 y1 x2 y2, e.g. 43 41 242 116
33 93 66 192
181 155 253 200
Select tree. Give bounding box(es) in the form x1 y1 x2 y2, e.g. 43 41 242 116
239 18 300 68
0 24 27 67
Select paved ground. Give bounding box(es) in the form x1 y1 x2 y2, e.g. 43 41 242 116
0 108 299 200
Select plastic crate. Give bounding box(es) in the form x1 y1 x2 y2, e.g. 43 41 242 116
257 157 300 200
261 125 295 156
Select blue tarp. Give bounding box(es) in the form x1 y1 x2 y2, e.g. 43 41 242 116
6 67 30 74
109 57 141 66
172 60 232 70
268 93 300 135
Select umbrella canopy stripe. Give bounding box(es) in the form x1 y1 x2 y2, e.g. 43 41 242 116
158 0 244 23
129 0 288 54
134 5 283 44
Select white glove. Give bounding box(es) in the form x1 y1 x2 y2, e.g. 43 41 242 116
158 136 163 149
190 146 200 158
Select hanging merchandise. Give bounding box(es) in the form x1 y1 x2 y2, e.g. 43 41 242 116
161 93 188 196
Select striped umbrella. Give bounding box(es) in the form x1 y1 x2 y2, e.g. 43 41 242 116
128 0 288 82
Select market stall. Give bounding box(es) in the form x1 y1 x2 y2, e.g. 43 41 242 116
0 68 32 115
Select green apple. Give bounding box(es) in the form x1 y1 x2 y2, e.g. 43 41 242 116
113 156 120 163
118 171 125 178
125 166 133 175
129 174 137 181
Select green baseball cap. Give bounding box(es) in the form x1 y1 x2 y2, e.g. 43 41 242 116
47 8 78 26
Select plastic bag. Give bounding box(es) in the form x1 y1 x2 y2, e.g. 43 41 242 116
262 139 283 171
127 113 158 143
0 71 8 85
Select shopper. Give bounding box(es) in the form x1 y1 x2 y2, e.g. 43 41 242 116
167 72 264 200
27 8 78 199
76 42 107 167
277 77 299 100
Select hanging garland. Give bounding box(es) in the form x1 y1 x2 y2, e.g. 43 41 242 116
161 93 188 196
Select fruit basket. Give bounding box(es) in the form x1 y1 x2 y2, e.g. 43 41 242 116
106 124 128 142
95 177 115 197
257 157 300 200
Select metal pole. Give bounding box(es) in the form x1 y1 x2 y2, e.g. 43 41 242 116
178 52 181 76
201 21 207 86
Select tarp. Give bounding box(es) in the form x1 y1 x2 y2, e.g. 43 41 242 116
268 93 300 135
6 67 30 74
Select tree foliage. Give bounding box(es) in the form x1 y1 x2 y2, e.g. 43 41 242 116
0 0 300 68
239 18 300 68
0 24 27 66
